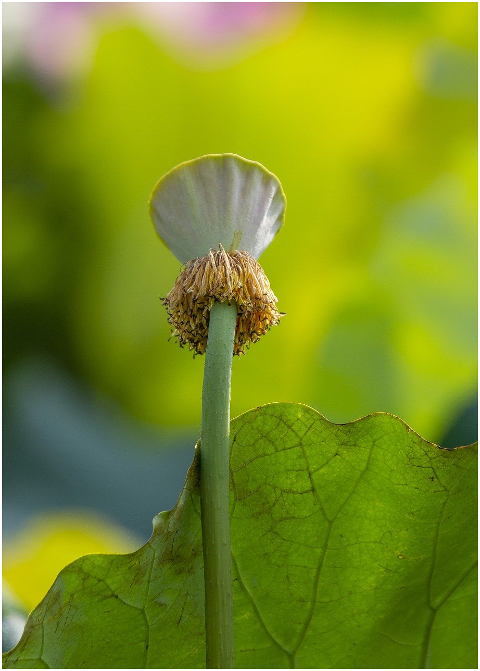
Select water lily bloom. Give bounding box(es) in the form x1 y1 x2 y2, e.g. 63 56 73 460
149 154 286 355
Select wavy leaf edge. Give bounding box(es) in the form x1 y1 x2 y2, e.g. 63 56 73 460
3 401 477 666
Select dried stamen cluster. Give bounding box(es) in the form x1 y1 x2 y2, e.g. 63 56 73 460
163 246 283 355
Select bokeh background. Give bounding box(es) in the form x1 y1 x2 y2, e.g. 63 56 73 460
3 1 477 649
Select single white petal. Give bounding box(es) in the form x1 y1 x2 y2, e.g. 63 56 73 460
149 153 286 262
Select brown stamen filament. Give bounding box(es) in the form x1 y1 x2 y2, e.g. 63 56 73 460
163 245 283 356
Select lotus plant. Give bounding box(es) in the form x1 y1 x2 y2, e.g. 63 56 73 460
149 154 286 668
3 154 477 671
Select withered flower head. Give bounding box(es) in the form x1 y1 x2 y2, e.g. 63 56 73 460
149 154 286 355
163 245 283 355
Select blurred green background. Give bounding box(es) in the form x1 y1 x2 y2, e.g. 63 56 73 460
3 1 477 644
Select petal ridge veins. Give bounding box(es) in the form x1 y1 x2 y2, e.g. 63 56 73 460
149 153 286 263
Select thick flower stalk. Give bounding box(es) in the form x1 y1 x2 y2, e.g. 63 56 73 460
150 154 285 669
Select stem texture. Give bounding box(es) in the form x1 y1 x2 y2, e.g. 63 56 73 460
200 300 237 669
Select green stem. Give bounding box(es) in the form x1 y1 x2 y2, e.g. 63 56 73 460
200 300 237 669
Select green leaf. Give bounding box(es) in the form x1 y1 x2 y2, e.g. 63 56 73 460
4 404 477 669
